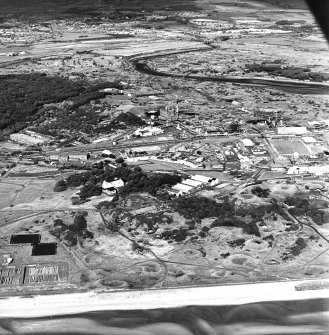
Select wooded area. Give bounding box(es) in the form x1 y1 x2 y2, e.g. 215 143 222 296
0 73 86 136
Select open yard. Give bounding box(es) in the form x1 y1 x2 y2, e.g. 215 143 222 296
0 177 80 212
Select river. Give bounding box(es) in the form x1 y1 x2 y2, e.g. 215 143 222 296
132 60 329 95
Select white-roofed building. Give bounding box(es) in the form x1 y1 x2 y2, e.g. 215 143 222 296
102 179 124 189
216 183 230 189
191 174 219 186
134 126 164 137
182 179 204 187
302 136 317 143
102 179 124 196
287 165 329 176
167 188 182 197
241 138 254 147
172 183 194 194
169 175 220 197
277 127 308 135
62 151 90 162
191 174 212 183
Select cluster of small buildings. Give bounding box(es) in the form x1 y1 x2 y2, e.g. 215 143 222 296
0 22 53 47
190 19 232 28
121 133 271 173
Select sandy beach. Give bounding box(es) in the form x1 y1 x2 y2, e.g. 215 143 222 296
1 280 329 318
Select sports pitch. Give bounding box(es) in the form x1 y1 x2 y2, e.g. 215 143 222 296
270 139 310 155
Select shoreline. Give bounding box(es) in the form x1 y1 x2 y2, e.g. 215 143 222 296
1 280 329 318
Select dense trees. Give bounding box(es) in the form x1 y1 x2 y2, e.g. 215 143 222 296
95 201 117 210
71 211 88 233
54 168 325 238
115 157 125 164
246 62 329 82
170 196 263 236
54 180 67 192
69 91 106 110
171 196 231 222
229 122 241 133
96 112 145 133
251 186 270 198
50 211 92 247
65 171 93 187
35 104 100 136
54 164 182 200
114 112 145 126
0 73 86 136
80 183 102 199
119 170 182 197
0 73 130 137
211 217 261 236
285 196 328 225
283 237 307 260
276 20 292 25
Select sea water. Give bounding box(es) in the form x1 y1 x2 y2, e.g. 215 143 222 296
0 298 328 334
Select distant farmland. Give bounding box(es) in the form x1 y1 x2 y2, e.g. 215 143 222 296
270 139 310 156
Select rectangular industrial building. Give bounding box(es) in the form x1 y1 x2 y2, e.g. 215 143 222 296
10 234 41 245
241 138 254 147
277 127 308 135
32 243 58 256
182 179 203 187
172 183 194 194
302 136 317 143
191 174 212 183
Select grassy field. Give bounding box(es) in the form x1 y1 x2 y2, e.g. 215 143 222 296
0 177 81 212
0 182 24 209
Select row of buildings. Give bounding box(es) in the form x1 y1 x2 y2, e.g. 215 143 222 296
168 174 219 197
